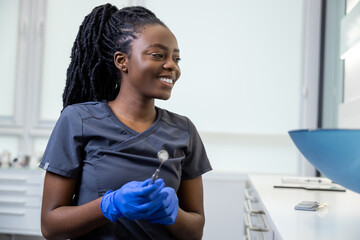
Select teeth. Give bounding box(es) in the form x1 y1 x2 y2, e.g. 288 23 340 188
159 78 174 84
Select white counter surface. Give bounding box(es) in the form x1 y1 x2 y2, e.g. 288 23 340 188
249 174 360 240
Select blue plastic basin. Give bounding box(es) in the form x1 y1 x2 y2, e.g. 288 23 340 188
288 129 360 193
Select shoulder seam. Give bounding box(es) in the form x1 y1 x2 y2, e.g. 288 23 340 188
161 109 188 131
185 116 192 155
70 106 85 147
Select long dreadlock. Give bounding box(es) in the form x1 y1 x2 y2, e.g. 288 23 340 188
62 4 166 109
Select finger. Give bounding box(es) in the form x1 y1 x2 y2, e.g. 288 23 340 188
140 178 163 187
147 182 167 199
138 179 165 197
147 205 169 219
135 192 167 215
146 190 172 219
149 198 178 225
124 186 164 207
140 178 152 186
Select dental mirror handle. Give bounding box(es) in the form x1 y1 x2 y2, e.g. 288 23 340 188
149 169 160 184
148 150 169 185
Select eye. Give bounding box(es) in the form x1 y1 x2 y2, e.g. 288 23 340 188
151 52 164 59
174 57 181 64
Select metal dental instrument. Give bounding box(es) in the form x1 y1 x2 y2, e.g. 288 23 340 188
149 150 169 184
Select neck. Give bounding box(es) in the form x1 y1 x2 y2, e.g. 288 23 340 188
108 93 156 123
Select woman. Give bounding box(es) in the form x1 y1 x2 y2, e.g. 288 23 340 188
40 4 212 240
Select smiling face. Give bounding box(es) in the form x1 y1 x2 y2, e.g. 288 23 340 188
116 24 181 101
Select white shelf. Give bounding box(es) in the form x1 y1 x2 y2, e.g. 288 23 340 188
0 169 44 237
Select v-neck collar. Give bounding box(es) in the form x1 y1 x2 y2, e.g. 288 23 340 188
103 101 162 136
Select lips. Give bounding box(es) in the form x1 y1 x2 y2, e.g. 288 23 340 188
158 76 175 85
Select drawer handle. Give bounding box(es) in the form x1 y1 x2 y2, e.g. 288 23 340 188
246 213 269 232
0 210 25 216
0 199 26 205
0 188 26 193
246 200 265 214
244 189 258 201
246 227 265 240
0 176 27 182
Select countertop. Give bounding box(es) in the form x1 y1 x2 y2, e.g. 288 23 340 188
249 174 360 240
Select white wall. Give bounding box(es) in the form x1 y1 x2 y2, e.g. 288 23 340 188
146 0 311 175
148 0 302 135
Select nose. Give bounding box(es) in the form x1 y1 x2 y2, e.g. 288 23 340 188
163 58 180 73
163 59 180 79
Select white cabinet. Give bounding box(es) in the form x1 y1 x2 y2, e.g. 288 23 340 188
0 169 44 236
243 181 274 240
202 173 246 240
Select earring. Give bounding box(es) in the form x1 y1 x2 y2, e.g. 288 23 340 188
122 67 127 71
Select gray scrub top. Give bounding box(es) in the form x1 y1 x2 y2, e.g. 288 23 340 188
39 101 212 240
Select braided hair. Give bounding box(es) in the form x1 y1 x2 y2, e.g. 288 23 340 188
62 4 166 108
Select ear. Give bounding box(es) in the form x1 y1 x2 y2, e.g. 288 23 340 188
114 51 128 73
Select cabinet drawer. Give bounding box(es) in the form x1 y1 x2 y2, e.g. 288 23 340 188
245 227 274 240
0 184 42 196
0 196 41 207
0 171 43 185
245 199 265 214
0 207 41 231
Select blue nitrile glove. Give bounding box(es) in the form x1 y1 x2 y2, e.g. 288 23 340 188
100 178 165 222
147 187 179 225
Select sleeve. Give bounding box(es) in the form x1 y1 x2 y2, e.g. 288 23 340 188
181 118 212 180
39 106 84 178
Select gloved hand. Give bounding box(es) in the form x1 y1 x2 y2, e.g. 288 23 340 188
100 178 165 222
147 187 179 225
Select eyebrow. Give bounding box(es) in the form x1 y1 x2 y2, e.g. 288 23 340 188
147 43 180 53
